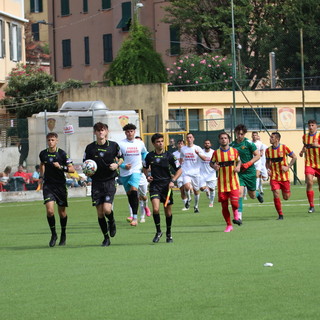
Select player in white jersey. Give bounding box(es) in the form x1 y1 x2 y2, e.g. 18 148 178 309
199 140 217 207
173 139 188 210
252 132 264 192
179 133 206 213
127 136 151 223
258 135 268 194
118 124 148 226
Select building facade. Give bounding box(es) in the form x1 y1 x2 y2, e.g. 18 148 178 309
0 0 27 99
47 0 178 82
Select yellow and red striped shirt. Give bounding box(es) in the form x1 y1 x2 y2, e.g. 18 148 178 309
302 132 320 169
211 147 240 192
266 144 293 181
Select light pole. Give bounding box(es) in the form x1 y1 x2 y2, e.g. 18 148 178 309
231 0 237 139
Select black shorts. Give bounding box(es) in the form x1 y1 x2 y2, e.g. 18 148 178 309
92 179 116 206
43 183 68 207
149 181 173 205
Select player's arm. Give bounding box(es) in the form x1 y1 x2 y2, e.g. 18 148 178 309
195 148 206 161
282 151 297 172
234 157 241 173
241 149 259 171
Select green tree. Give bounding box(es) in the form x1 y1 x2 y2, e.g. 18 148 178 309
164 0 320 89
167 53 235 91
2 64 58 119
104 22 167 85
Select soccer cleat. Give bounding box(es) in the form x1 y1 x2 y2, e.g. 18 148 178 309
140 217 146 223
232 218 242 226
185 200 190 209
257 193 264 203
153 232 163 243
182 206 189 211
277 215 284 220
144 207 151 217
126 216 133 223
108 220 116 237
194 207 199 213
166 234 173 243
49 234 57 247
58 234 66 246
101 237 111 247
308 206 315 213
209 203 213 208
130 219 138 226
224 225 233 233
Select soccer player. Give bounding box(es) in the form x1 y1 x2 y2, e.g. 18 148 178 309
83 122 122 246
210 132 241 232
179 133 206 213
119 123 148 226
172 139 188 210
143 133 182 243
266 132 297 220
299 119 320 213
252 131 264 193
199 139 217 207
230 124 263 222
39 132 75 247
127 136 151 223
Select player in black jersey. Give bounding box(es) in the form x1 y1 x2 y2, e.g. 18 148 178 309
39 132 75 247
83 122 123 247
143 133 182 243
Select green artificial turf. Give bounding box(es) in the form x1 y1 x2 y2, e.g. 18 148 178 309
0 185 319 320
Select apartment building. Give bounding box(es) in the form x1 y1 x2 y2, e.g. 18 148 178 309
47 0 179 82
0 0 27 99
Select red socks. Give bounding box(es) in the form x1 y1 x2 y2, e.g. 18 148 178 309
273 198 282 215
307 190 314 207
221 201 231 225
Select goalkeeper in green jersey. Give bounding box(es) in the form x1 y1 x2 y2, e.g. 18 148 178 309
230 124 264 223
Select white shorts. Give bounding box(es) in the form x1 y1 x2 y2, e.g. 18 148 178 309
138 175 148 197
200 177 217 190
260 163 268 179
183 174 200 191
177 177 184 189
254 159 262 172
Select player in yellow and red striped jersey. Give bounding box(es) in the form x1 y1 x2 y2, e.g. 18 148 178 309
266 132 297 220
210 132 241 232
299 119 320 213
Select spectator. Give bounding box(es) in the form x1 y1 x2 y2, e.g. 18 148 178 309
32 165 41 182
167 138 177 154
13 165 30 183
0 166 12 191
18 138 29 166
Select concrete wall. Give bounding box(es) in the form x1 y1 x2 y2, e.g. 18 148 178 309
58 83 168 135
0 146 20 172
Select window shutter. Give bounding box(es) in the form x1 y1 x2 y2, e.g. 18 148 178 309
62 39 72 67
83 0 88 13
84 36 90 65
102 0 111 10
32 23 40 41
103 34 113 63
170 25 180 56
8 22 13 61
30 0 35 13
61 0 70 16
39 0 43 12
17 25 22 61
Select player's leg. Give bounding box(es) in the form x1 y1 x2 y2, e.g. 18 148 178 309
182 175 192 209
305 171 315 213
218 192 233 232
96 204 110 246
164 205 173 243
207 180 216 207
138 183 150 222
271 180 283 219
238 185 245 221
45 201 57 247
230 189 241 226
57 205 67 246
192 176 200 213
127 174 141 226
151 197 162 243
102 180 117 237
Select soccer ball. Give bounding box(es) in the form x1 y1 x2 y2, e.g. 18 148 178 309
82 159 97 176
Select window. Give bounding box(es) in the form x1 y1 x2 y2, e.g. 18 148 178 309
62 39 71 67
84 36 90 65
0 20 5 58
61 0 70 16
296 108 320 129
79 117 93 127
168 109 186 131
31 23 40 41
30 0 43 13
170 25 180 56
83 0 88 13
103 34 113 63
102 0 111 10
116 2 131 31
9 23 22 62
189 109 199 131
224 107 277 130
